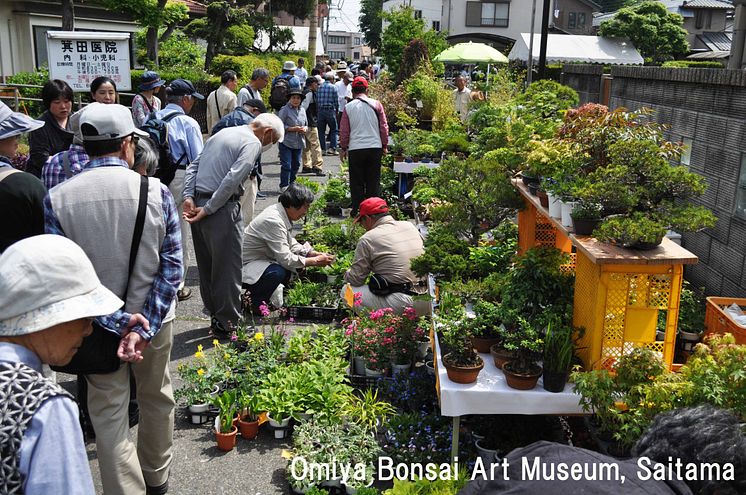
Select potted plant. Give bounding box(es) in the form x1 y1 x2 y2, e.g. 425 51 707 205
542 322 575 392
501 318 544 390
340 388 396 431
440 319 484 384
175 344 222 424
570 201 603 236
211 390 238 452
593 212 668 249
465 301 503 353
257 368 296 439
236 391 262 440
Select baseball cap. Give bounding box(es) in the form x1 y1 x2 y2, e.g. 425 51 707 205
353 197 389 223
0 100 44 140
242 98 267 114
0 235 123 336
352 76 369 90
167 79 205 99
80 103 148 142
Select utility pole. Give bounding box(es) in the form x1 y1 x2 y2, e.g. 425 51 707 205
538 0 550 79
309 0 319 61
527 0 538 85
729 0 746 69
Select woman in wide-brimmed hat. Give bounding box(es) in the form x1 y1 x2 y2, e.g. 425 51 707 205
277 88 308 191
0 234 123 494
0 100 47 253
131 71 165 127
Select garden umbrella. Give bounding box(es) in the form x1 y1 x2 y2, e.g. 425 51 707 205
434 42 508 95
434 41 509 64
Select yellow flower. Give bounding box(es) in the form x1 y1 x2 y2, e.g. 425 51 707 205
254 332 264 341
213 339 219 346
224 353 230 360
195 351 205 359
197 368 205 376
197 344 203 352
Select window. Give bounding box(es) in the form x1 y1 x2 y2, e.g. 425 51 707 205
466 2 510 28
353 51 360 60
329 50 346 60
578 13 586 29
328 35 347 45
354 37 361 46
695 10 712 30
414 10 423 19
736 154 746 219
433 20 441 31
568 12 577 29
680 138 693 168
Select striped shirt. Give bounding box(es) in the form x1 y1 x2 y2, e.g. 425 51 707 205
42 144 89 190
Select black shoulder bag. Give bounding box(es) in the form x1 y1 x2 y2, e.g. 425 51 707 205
52 175 149 375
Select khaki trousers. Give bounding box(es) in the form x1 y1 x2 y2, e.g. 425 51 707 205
302 127 324 170
240 175 258 226
168 169 190 290
86 320 175 495
343 285 431 316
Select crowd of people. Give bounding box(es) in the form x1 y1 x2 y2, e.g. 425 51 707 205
2 58 742 495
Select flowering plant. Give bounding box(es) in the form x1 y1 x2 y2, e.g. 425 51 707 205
175 342 222 406
345 307 426 371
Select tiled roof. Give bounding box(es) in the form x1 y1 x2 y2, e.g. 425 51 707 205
682 0 734 9
697 31 733 51
173 0 207 15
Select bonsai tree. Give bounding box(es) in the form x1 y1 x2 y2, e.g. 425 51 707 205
501 316 543 375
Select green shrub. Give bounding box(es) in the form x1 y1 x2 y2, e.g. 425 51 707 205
134 29 205 72
210 51 309 100
6 68 50 117
661 60 724 69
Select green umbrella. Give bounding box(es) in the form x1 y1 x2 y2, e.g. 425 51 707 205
433 41 509 64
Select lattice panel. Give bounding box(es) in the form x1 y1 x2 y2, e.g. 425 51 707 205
535 213 557 247
649 274 672 309
560 253 577 274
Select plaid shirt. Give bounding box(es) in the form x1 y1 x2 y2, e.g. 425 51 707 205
43 156 182 341
42 144 89 190
316 81 339 111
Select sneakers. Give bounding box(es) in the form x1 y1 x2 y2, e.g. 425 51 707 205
177 287 192 301
301 167 314 174
280 185 288 193
256 191 267 199
313 169 326 177
329 149 339 156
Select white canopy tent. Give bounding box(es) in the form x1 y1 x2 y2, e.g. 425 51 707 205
509 34 643 65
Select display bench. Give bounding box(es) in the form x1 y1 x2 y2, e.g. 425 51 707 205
432 329 585 461
393 161 440 197
513 180 699 371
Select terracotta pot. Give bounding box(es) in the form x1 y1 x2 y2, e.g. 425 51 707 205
470 335 501 354
503 361 542 390
215 425 238 452
443 353 484 384
238 416 259 440
489 344 516 370
537 190 549 208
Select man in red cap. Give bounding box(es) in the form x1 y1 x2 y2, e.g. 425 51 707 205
338 76 389 216
344 197 429 315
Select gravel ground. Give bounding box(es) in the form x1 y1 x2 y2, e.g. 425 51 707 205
59 143 342 495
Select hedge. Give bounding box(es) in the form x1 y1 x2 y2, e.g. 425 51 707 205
210 51 310 99
661 60 725 69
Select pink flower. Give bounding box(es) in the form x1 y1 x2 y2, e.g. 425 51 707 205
230 334 238 342
404 307 417 320
259 303 270 317
353 291 363 306
288 317 295 323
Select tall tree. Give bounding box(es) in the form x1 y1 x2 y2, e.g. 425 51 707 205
95 0 188 65
62 0 75 30
359 0 383 51
379 6 447 80
308 0 319 61
599 1 688 63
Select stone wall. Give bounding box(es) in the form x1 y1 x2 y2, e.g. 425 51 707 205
562 65 746 297
561 65 604 105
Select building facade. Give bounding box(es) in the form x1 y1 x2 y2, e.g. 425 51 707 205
325 30 367 62
553 0 601 35
383 0 444 32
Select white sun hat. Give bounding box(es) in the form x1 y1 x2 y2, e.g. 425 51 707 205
0 235 123 336
0 100 44 140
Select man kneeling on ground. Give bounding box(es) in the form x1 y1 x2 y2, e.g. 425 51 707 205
342 197 429 315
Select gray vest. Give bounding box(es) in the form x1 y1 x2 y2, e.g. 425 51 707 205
0 361 73 493
49 166 169 320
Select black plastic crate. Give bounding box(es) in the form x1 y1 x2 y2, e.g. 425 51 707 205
285 305 339 322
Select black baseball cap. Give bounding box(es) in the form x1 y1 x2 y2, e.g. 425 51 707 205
242 99 267 114
167 79 204 99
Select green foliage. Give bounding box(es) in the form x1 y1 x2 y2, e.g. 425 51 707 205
571 201 603 220
403 73 441 120
97 0 187 30
6 68 49 117
410 226 471 280
514 80 579 120
379 6 447 82
677 281 706 334
661 60 724 69
134 29 204 71
543 322 575 374
340 388 396 431
500 316 543 373
614 347 666 392
223 23 256 56
359 0 384 51
593 212 668 247
599 1 688 63
383 472 468 495
285 281 339 308
212 389 238 433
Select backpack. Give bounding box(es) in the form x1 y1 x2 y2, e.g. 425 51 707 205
270 75 291 111
139 111 184 186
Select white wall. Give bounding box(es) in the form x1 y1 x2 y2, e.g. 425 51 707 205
443 0 543 44
383 0 444 32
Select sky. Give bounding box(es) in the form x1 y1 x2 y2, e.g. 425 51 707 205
327 0 363 33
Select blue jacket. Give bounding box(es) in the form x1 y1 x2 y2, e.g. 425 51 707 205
212 107 255 135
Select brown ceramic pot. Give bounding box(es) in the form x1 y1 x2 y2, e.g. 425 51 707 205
215 425 238 452
489 344 516 370
470 335 501 354
503 361 542 390
443 353 484 384
238 417 259 440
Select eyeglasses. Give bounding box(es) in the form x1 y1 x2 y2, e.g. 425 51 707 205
129 133 140 146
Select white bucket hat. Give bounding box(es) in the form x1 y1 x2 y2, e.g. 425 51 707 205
0 235 123 336
283 61 297 71
0 100 44 140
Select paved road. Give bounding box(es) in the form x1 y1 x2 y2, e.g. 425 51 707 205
68 144 342 494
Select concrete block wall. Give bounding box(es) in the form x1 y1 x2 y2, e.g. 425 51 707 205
561 65 746 297
561 65 604 105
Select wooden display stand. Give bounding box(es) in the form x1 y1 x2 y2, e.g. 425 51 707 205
514 180 698 370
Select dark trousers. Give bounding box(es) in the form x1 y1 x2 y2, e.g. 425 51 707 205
349 148 383 216
317 109 338 151
243 264 290 311
279 143 302 189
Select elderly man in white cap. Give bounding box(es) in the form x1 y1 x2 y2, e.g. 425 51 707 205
0 100 46 253
0 234 124 494
44 102 182 495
